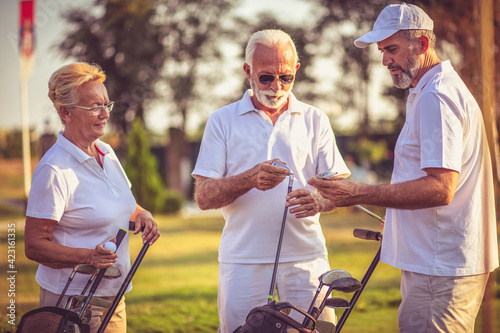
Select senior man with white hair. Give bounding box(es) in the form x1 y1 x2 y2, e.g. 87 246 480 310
193 29 349 333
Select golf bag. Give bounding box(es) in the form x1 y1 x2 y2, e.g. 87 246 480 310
234 301 317 333
16 306 90 333
14 222 150 333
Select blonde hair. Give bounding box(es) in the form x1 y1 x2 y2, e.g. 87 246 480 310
48 62 106 112
245 29 299 66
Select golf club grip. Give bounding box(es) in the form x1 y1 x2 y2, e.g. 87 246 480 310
115 228 127 248
353 228 382 241
129 221 146 232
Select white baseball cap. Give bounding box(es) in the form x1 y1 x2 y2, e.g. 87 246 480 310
354 3 433 48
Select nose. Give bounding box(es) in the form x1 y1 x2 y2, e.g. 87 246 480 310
382 52 392 67
269 75 283 91
98 107 110 119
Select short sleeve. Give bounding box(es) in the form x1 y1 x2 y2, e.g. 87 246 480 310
192 113 228 178
26 164 67 221
417 92 463 172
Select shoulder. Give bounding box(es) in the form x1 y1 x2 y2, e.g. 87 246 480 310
290 93 327 116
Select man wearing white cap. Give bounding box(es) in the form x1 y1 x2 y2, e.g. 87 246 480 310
307 3 498 332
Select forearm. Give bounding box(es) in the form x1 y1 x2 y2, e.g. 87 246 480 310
194 173 255 210
25 218 93 268
26 241 94 269
350 175 455 209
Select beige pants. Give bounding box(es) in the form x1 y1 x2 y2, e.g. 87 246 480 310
40 288 127 333
398 271 489 333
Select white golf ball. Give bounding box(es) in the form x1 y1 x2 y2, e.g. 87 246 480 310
104 242 117 252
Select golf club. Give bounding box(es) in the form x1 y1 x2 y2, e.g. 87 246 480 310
303 269 353 329
305 269 352 315
310 276 362 322
267 161 294 304
96 222 150 333
335 228 382 333
354 205 385 224
324 297 350 310
56 264 99 307
78 228 127 318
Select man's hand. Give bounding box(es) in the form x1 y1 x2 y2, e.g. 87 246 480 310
285 189 321 218
250 159 289 191
307 177 357 208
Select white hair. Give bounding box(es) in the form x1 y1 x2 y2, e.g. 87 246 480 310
245 29 299 66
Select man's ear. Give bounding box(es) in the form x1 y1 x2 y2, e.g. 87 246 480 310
416 35 430 54
243 63 251 80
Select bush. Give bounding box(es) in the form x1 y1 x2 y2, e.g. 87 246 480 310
161 190 185 215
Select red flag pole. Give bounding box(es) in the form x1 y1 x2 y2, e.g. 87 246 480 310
19 0 35 201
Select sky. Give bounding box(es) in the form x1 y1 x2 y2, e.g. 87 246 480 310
0 0 392 136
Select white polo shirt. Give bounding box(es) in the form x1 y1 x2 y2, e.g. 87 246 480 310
27 131 136 296
382 61 499 276
192 90 349 263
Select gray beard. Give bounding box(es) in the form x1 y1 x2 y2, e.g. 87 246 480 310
392 52 421 89
249 76 291 109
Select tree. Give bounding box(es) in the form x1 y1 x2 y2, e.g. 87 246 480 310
58 0 240 196
414 0 500 123
310 0 390 134
59 0 166 135
124 118 166 213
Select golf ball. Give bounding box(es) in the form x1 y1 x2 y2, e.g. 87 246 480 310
104 242 117 252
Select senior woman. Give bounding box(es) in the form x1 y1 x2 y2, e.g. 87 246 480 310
24 62 160 332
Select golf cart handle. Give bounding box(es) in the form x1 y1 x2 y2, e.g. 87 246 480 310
129 221 146 232
353 228 382 241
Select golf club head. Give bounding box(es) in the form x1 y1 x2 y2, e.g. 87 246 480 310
75 295 113 309
74 264 99 275
316 320 335 333
271 161 293 176
330 276 362 293
321 269 352 285
325 297 350 309
103 264 122 278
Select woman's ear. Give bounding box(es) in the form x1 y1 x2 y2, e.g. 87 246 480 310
59 105 71 123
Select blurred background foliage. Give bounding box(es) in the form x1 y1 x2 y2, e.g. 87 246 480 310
2 0 499 213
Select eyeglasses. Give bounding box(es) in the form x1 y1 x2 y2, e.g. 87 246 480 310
258 74 295 85
70 102 114 116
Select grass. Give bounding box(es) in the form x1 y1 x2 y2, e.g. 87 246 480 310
0 158 498 332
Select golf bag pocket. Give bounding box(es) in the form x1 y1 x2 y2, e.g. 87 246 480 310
16 306 90 333
234 300 316 333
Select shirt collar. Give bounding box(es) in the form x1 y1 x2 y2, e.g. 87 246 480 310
237 89 302 116
56 131 109 164
409 60 452 95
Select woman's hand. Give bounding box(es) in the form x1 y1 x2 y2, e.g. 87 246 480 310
132 205 160 245
89 243 118 269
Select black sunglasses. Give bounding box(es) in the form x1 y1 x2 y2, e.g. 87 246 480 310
258 74 295 85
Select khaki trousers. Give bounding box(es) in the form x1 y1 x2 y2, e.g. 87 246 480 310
40 287 126 333
399 271 489 333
